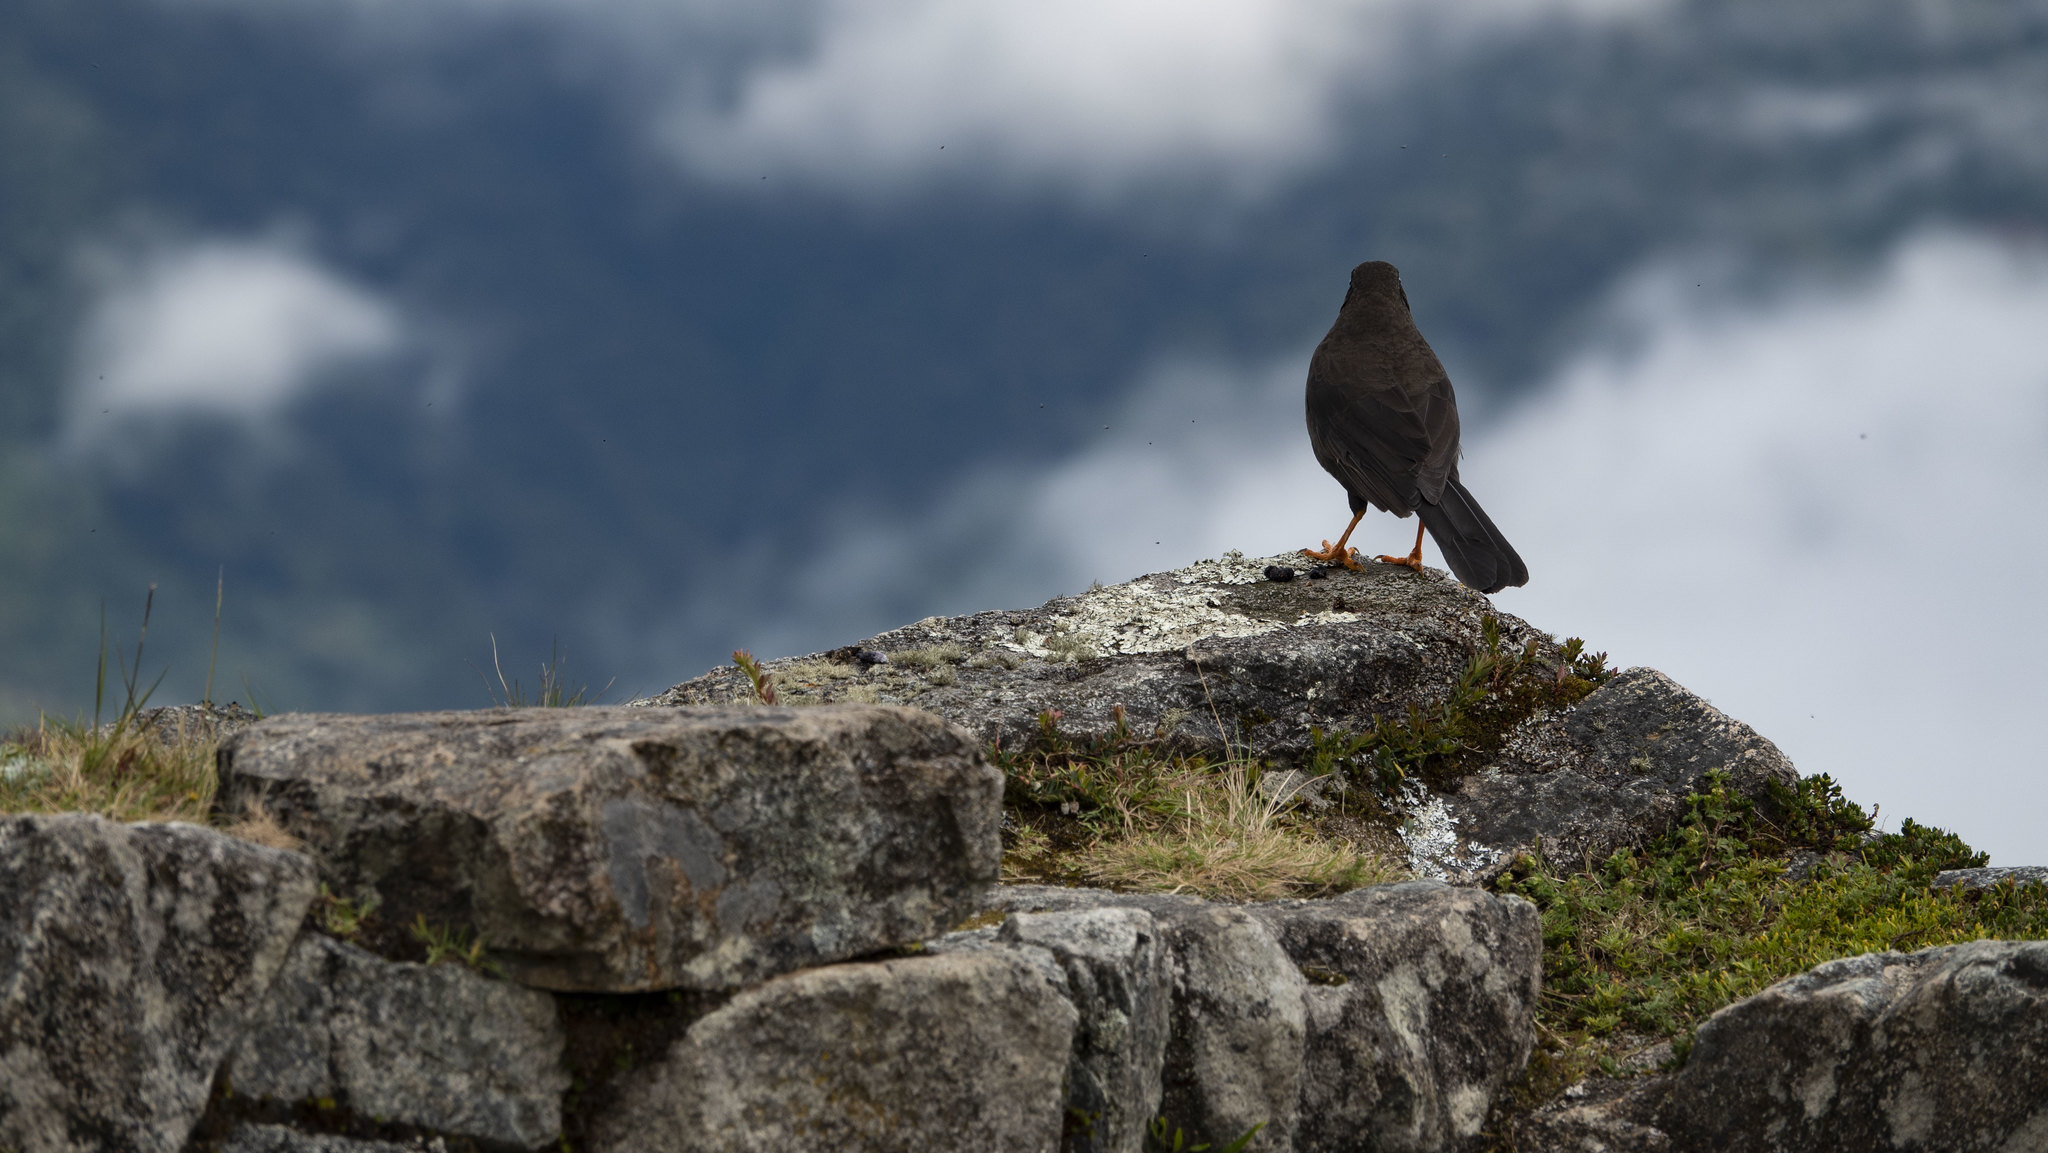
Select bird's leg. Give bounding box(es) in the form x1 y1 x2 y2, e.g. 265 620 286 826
1301 509 1367 571
1376 520 1426 574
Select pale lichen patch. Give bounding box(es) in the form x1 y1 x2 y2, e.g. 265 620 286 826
1003 552 1320 659
1170 548 1283 586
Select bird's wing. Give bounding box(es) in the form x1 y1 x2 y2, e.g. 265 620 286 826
1306 346 1459 514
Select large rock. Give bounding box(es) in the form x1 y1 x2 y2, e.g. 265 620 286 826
636 556 1800 886
1409 668 1800 882
1154 904 1308 1153
588 950 1078 1153
636 551 1542 766
1250 882 1542 1153
0 815 316 1153
1659 940 2048 1152
987 887 1311 1152
216 705 999 992
218 1126 444 1153
228 934 568 1148
999 908 1174 1153
1510 1076 1672 1153
991 883 1542 1153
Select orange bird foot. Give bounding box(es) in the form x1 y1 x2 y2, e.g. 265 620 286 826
1300 541 1363 570
1376 521 1427 575
1375 550 1425 574
1303 509 1368 570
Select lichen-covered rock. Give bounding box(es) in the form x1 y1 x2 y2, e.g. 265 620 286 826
1659 940 2048 1152
218 1125 446 1153
636 552 1547 767
129 702 261 746
216 705 998 992
636 558 1801 888
0 815 316 1153
1000 908 1173 1153
1511 1076 1673 1153
589 950 1077 1153
228 934 568 1148
1933 865 2048 893
1250 881 1542 1152
1414 668 1800 882
987 887 1306 1152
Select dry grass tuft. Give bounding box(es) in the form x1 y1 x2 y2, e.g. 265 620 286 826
0 714 218 825
777 658 859 685
223 795 303 851
894 643 966 669
1068 761 1401 900
999 705 1407 901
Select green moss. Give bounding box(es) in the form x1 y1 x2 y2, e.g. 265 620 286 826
1312 618 1613 811
1492 771 2043 1074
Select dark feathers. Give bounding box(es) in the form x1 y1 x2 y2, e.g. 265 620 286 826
1306 261 1528 593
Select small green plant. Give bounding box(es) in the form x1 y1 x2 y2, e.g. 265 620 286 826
94 585 169 738
311 884 381 942
732 649 777 705
203 567 224 707
478 635 611 707
409 914 502 976
1145 1116 1266 1152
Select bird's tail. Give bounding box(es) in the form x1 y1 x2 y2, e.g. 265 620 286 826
1417 479 1528 594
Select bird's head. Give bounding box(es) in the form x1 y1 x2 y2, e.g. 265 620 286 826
1349 261 1401 291
1344 261 1410 313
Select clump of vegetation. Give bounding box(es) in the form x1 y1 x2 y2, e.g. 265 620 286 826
476 635 611 707
0 588 219 825
1043 631 1097 663
409 915 501 977
1145 1116 1265 1152
893 643 965 669
731 650 777 705
998 707 1397 899
0 714 219 824
1310 618 1613 814
311 884 381 943
1490 771 2046 1107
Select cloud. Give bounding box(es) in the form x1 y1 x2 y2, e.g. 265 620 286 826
70 236 406 431
172 0 1661 199
1474 231 2048 865
656 0 1665 198
742 230 2048 864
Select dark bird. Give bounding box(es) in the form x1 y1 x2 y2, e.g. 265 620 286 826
1301 261 1528 594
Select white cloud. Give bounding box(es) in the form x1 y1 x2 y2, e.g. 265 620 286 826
662 0 1664 198
756 230 2048 864
72 236 405 429
169 0 1661 199
1475 231 2048 866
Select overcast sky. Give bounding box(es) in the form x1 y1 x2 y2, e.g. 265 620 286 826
10 0 2046 862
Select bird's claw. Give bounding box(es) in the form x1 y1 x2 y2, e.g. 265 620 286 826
1300 542 1363 571
1375 552 1425 575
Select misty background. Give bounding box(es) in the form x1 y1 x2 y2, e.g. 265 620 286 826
4 0 2045 860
